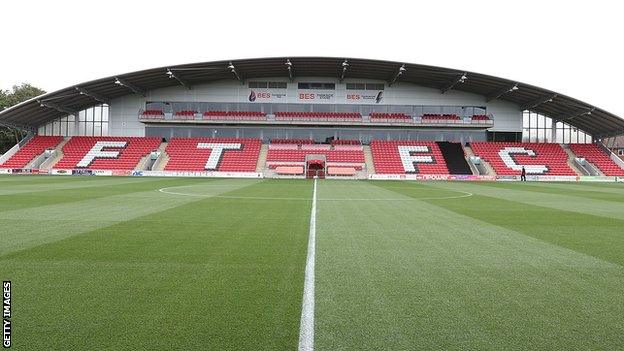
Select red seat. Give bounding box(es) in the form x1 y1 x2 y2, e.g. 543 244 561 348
370 140 449 174
53 136 161 170
274 112 362 121
140 109 165 119
1 135 64 168
266 140 365 170
370 113 412 122
421 114 461 122
202 111 266 121
331 139 361 146
164 138 261 172
569 143 624 176
471 142 577 176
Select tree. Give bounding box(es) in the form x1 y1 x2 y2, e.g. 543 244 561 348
0 83 46 153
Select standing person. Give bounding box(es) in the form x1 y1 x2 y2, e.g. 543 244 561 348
521 166 527 181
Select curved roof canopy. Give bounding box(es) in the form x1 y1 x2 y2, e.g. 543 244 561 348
1 57 623 137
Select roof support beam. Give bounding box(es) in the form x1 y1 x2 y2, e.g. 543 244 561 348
227 62 244 84
600 129 624 139
520 93 557 110
75 87 110 105
166 69 192 90
556 107 595 122
114 77 146 96
339 60 349 82
486 83 519 102
0 120 36 132
389 64 406 86
285 59 294 82
440 72 467 94
37 100 76 116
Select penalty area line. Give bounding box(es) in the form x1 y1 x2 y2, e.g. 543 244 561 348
298 178 317 351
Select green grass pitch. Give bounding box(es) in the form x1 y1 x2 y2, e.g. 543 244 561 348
1 175 624 350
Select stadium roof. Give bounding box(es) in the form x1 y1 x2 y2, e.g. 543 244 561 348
1 57 623 137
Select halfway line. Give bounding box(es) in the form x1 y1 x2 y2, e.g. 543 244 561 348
298 178 317 351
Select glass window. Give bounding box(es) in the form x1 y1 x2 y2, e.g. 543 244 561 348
365 83 384 90
249 81 268 88
268 82 287 89
298 82 335 90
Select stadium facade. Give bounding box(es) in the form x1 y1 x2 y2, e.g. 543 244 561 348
1 57 623 180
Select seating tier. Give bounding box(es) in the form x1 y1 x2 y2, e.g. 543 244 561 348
0 135 64 168
569 143 624 176
164 138 261 172
370 140 449 174
54 136 161 170
471 142 576 176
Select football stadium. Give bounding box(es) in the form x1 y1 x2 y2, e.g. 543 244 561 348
1 57 624 350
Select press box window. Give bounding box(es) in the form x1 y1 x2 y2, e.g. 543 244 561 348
298 82 335 90
249 81 287 89
346 83 384 90
268 82 287 89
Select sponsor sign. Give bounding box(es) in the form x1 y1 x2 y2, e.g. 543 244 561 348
92 170 113 176
534 175 579 182
297 91 335 103
112 170 131 176
497 175 580 182
10 169 33 174
50 169 72 175
0 169 10 174
139 171 263 178
247 90 287 102
496 175 519 181
344 90 384 104
579 176 617 182
368 174 496 181
71 169 94 176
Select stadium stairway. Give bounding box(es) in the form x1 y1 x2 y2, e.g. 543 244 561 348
562 145 597 176
363 145 375 174
256 144 269 173
437 142 472 175
569 143 624 176
39 137 70 170
151 142 169 171
461 145 481 175
466 145 496 176
134 141 169 171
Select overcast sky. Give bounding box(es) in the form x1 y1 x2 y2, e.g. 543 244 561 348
1 0 623 116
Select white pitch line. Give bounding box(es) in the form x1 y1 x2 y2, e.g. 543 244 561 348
298 178 317 351
157 185 473 201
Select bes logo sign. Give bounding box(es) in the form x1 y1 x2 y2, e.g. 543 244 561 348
345 91 384 104
248 90 275 102
375 91 383 103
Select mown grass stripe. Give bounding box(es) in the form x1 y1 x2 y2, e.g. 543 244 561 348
0 178 258 256
315 180 624 350
298 178 316 351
